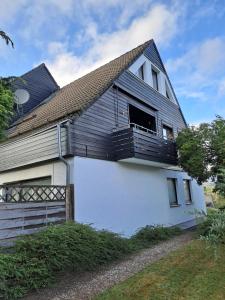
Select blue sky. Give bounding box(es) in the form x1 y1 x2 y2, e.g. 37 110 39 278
1 0 225 124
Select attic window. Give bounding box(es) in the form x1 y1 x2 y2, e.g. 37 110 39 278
136 64 145 80
152 68 159 91
165 80 173 100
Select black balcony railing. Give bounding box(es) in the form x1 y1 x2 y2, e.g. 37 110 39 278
112 124 178 165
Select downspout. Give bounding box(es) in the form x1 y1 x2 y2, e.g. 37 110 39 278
57 123 70 185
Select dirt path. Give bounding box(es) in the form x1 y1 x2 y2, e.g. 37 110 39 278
24 231 194 300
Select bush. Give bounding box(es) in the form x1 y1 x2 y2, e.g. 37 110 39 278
199 210 225 245
0 222 133 299
0 222 182 299
131 225 181 247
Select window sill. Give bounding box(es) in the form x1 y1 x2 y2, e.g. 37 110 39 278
186 202 193 205
170 204 181 208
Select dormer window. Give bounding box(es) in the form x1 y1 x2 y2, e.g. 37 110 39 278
136 64 145 80
152 68 159 91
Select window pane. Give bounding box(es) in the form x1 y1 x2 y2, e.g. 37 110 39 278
183 180 192 204
136 64 144 80
163 125 174 140
152 69 158 90
167 178 178 206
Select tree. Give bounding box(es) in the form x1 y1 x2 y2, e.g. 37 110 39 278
176 116 225 196
0 30 14 47
0 29 14 140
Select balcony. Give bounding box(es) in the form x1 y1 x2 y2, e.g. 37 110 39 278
112 123 178 167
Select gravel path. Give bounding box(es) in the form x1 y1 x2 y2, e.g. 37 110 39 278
24 231 194 300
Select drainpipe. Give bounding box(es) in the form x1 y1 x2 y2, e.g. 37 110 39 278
57 123 70 185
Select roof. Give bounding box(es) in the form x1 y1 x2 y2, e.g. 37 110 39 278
8 40 152 138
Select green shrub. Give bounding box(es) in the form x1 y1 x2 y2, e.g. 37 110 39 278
0 222 182 299
131 225 181 247
0 222 133 299
200 210 225 245
197 208 218 236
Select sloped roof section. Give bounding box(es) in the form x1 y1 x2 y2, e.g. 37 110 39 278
9 40 152 138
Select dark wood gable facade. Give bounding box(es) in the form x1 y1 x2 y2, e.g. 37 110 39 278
70 43 186 166
0 41 186 172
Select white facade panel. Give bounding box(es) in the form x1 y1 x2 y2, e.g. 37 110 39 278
0 160 73 186
74 157 206 236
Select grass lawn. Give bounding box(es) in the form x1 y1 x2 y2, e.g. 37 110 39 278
96 240 225 300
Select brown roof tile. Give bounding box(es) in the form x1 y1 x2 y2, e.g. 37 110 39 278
9 40 152 138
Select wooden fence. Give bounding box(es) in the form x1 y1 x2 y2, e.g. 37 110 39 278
0 184 74 246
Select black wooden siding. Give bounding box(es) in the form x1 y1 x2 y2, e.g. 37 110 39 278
115 71 186 137
69 69 186 162
144 43 166 72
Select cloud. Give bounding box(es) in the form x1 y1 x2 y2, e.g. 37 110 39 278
45 3 183 86
166 37 225 101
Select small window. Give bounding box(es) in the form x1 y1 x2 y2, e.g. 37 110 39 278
167 178 178 206
165 81 173 100
136 64 144 80
163 125 174 140
183 179 192 204
152 68 159 91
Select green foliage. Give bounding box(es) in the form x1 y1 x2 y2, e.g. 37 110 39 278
0 79 14 140
131 225 181 247
0 30 14 47
199 210 225 245
0 222 182 299
0 222 133 299
176 116 225 195
214 168 225 197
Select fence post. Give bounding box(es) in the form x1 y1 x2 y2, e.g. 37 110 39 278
65 184 74 221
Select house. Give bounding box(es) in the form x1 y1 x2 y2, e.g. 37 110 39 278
0 40 206 236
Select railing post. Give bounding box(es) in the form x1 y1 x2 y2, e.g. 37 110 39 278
65 184 74 221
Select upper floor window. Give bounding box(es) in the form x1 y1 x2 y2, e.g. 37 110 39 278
183 179 192 204
165 80 173 101
152 68 159 91
136 64 145 80
163 125 174 140
167 178 178 207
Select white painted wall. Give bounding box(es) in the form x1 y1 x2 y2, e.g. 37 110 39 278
74 157 206 236
0 159 73 185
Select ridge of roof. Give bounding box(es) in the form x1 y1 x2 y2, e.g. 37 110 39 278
8 39 153 138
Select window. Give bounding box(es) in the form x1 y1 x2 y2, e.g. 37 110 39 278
152 68 159 91
129 104 156 133
136 64 144 80
163 125 174 140
165 81 173 100
167 178 178 206
183 179 192 204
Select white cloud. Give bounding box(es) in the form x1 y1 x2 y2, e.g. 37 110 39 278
45 3 183 86
166 37 225 101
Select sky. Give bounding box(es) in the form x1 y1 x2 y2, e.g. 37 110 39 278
1 0 225 125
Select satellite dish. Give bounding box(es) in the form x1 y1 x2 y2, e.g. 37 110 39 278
14 89 30 105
